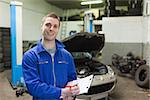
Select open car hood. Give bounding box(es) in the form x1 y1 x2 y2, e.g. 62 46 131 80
62 32 105 52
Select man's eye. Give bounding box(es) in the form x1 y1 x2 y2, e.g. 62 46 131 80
45 23 51 27
54 25 58 28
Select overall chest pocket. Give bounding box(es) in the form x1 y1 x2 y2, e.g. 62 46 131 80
56 60 69 86
57 60 68 70
38 60 49 67
37 52 50 69
37 60 51 75
37 60 54 84
39 60 49 65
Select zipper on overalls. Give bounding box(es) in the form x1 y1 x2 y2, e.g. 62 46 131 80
52 53 56 87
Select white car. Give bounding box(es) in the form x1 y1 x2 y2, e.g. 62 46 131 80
62 32 117 95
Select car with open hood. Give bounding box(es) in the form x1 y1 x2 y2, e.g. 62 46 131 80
62 32 117 95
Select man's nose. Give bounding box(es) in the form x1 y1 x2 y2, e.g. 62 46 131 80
49 26 54 30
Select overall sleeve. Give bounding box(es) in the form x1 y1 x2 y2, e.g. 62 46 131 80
22 51 61 99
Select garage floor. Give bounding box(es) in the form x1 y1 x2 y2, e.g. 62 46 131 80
0 69 149 100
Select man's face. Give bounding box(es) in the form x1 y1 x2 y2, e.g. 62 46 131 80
41 17 59 41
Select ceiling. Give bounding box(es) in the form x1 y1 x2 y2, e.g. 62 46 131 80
46 0 130 10
46 0 106 9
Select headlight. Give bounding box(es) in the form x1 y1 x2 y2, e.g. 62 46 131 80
94 65 108 75
107 65 115 76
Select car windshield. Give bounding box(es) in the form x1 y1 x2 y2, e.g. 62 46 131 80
72 52 92 59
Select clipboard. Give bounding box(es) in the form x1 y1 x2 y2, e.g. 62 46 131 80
67 74 94 94
77 74 93 94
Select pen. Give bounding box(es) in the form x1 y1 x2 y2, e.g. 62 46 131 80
65 84 77 90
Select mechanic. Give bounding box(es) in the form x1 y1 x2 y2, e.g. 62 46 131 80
22 12 79 100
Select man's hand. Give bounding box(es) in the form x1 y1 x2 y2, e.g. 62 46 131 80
61 81 80 100
66 80 80 95
70 85 80 95
61 88 72 98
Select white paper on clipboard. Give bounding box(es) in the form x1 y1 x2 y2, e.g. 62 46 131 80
77 74 93 94
67 74 93 94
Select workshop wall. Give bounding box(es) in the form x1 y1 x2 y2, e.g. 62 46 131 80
20 0 63 41
58 21 84 39
59 17 145 64
143 0 150 66
0 0 10 27
58 20 102 40
102 16 144 43
0 0 63 41
102 43 143 64
102 16 145 64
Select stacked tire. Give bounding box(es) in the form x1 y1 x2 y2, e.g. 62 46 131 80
2 28 11 69
0 30 4 72
128 0 142 16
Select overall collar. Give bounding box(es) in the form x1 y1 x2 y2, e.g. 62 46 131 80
37 39 65 54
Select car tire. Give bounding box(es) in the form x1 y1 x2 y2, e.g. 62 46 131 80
0 63 4 72
135 65 149 88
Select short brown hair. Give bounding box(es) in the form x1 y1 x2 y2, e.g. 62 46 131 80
41 12 60 26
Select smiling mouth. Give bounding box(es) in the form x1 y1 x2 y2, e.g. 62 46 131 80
45 31 54 36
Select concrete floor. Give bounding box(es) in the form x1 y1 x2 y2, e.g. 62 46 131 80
109 74 149 100
0 69 31 100
0 69 149 100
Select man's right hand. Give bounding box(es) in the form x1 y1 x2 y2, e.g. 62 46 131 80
61 88 72 99
61 81 80 100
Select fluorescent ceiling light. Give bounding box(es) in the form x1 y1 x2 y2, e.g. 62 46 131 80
81 0 103 5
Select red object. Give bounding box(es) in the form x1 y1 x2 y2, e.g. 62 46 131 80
65 85 77 89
